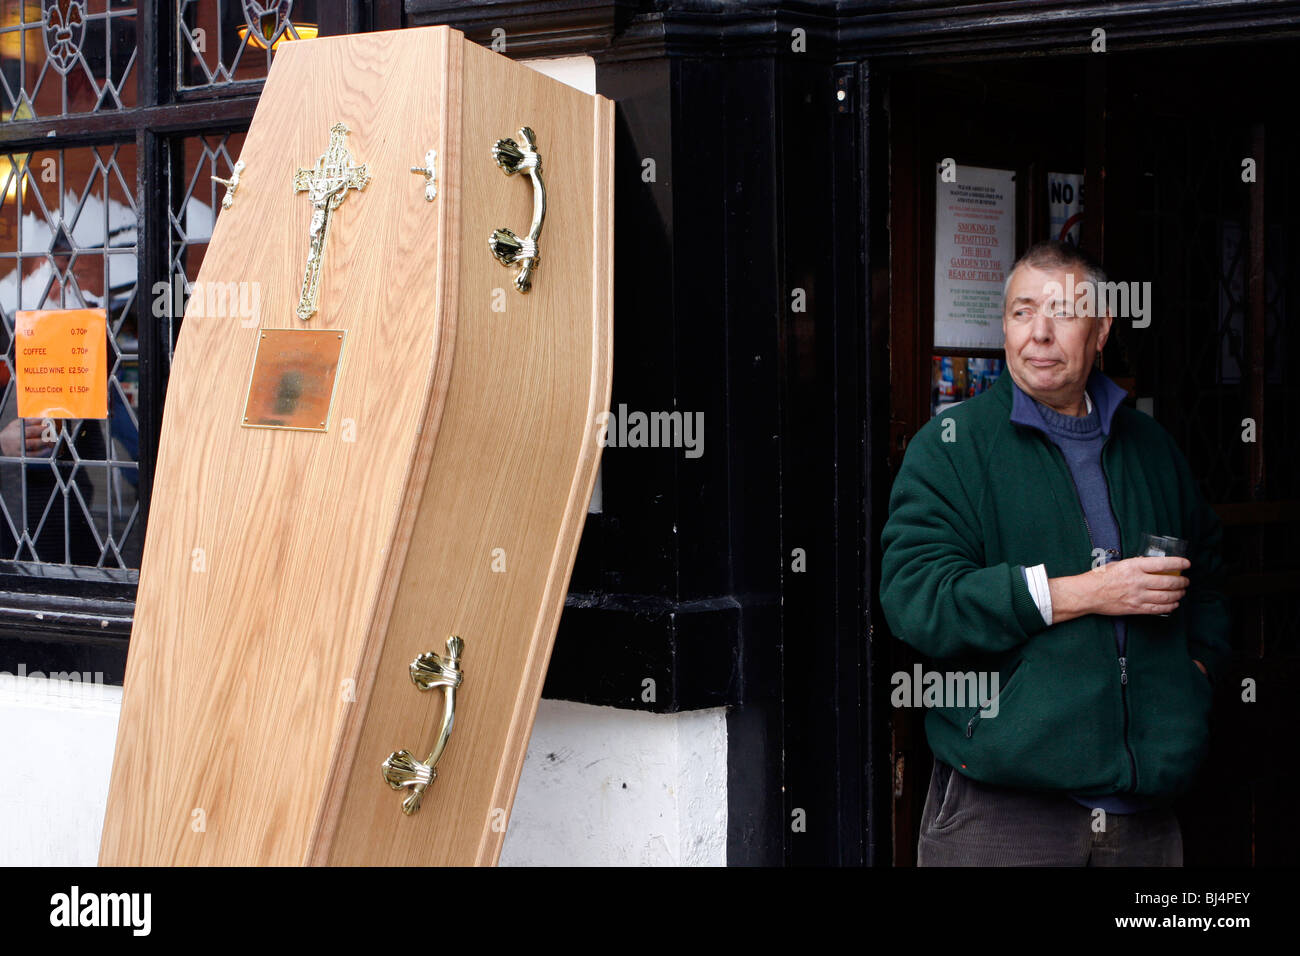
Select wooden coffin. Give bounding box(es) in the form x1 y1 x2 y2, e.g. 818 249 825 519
99 25 613 865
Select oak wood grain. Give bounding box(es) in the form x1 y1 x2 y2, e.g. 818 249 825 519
99 25 613 866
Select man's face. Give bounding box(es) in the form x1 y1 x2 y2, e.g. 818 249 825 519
1001 263 1111 404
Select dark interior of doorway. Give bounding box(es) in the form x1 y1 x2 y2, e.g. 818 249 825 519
883 39 1300 867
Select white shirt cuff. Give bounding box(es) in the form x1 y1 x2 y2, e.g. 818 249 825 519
1022 563 1053 625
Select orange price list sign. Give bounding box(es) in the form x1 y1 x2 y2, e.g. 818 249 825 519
14 308 108 420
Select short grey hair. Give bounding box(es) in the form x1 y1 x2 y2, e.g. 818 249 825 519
1002 240 1107 313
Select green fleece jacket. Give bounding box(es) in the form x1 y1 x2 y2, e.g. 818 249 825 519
879 369 1231 799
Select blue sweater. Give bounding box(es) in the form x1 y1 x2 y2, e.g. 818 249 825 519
1017 382 1161 815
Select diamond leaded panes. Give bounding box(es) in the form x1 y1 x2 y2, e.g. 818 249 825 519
0 0 137 118
165 130 245 365
0 142 141 567
178 0 317 90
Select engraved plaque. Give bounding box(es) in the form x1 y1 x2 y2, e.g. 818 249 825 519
242 329 346 431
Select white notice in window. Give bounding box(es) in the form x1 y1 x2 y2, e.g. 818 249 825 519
934 165 1016 349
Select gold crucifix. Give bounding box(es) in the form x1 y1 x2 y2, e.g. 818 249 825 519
293 122 370 321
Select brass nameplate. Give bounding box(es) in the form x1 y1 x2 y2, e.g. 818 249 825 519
242 329 346 431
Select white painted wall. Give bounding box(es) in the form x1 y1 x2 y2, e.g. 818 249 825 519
519 54 596 93
0 673 727 866
500 700 728 866
0 671 122 867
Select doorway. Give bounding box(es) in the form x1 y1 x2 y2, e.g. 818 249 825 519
882 40 1300 866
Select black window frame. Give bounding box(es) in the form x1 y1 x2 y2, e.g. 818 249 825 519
0 1 384 680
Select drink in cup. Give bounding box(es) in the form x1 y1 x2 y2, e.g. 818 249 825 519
1140 533 1188 616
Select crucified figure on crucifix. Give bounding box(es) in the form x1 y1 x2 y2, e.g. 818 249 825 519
293 122 370 321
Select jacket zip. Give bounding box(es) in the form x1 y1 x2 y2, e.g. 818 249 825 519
1041 430 1138 794
1101 438 1139 794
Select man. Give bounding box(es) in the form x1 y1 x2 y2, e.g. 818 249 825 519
879 241 1230 866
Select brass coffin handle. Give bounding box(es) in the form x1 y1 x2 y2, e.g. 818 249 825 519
488 126 546 293
381 635 464 815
